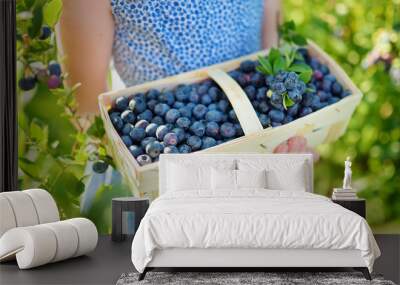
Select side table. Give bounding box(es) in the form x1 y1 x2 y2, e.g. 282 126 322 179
332 198 366 218
112 197 149 242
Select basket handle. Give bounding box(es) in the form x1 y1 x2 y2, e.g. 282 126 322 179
207 69 263 135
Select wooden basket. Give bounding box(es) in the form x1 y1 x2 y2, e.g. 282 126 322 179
99 41 362 200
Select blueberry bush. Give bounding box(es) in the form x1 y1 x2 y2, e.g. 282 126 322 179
284 0 400 232
16 0 130 233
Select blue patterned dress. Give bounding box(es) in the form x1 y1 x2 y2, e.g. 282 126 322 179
110 0 264 86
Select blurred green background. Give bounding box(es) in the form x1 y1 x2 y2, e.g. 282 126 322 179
17 0 400 233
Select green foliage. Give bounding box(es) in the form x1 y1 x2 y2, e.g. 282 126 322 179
284 0 400 232
17 0 130 233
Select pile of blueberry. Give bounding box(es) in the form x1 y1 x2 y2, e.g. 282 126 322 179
109 81 243 166
109 48 351 166
228 48 351 128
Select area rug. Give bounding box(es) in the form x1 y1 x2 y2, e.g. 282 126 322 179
116 271 396 285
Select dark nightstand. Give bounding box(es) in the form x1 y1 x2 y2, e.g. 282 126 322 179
332 198 366 218
112 197 149 242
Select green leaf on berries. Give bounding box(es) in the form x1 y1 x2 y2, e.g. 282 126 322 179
43 0 63 27
273 56 286 74
289 63 313 83
257 56 273 75
298 69 313 83
28 3 43 38
282 93 295 110
87 116 106 139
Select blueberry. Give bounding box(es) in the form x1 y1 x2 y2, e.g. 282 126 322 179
258 114 270 128
299 107 313 117
129 145 144 158
327 97 340 104
122 123 134 135
313 70 324 81
325 74 336 82
220 122 235 138
208 103 218 110
48 62 61 77
244 85 257 100
271 82 286 95
115 96 129 111
192 104 207 119
187 135 202 150
147 99 158 111
268 109 285 123
135 119 149 129
179 106 192 118
154 103 170 116
39 26 52 40
199 94 211 105
175 85 191 101
252 100 260 109
176 117 191 130
186 102 196 109
189 91 200 103
129 97 147 113
129 127 145 142
265 75 274 87
111 116 124 130
250 72 265 88
218 99 230 113
320 65 329 75
172 128 185 143
221 113 228 123
282 115 294 124
173 101 185 109
164 145 179 154
109 112 121 120
205 122 219 138
165 108 180 123
287 103 300 117
120 110 135 123
190 121 206 137
270 92 283 109
271 122 282 127
236 72 249 87
145 123 158 137
309 58 321 70
141 136 157 149
258 101 270 113
275 71 288 82
156 125 169 140
92 160 108 173
136 154 152 166
159 91 175 106
201 137 217 149
301 93 314 107
121 135 133 147
197 83 209 95
239 60 256 73
284 72 298 90
163 132 178 146
151 116 164 125
146 89 160 100
145 141 164 158
204 110 222 123
178 144 192 153
288 90 302 103
47 75 61 89
18 76 36 91
310 96 322 111
317 91 331 102
256 87 268 100
331 82 343 95
165 123 174 130
208 87 221 101
295 81 306 94
234 124 244 136
322 79 333 92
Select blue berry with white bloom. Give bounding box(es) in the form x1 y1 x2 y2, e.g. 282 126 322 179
145 123 158 137
268 109 285 123
164 145 179 154
145 141 164 158
193 104 207 119
176 117 191 130
141 136 156 149
151 116 164 125
205 110 223 122
129 127 146 142
220 122 235 138
165 109 180 123
121 110 135 124
136 154 152 166
111 116 123 130
190 121 206 137
154 103 170 116
178 144 192 153
137 110 153 122
156 125 169 140
122 123 134 135
129 145 143 158
205 122 219 138
187 135 202 150
115 96 129 111
135 119 149 129
201 137 217 149
172 128 185 143
163 132 178 146
121 135 133 147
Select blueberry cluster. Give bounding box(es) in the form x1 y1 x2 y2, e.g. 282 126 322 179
109 80 243 166
228 48 351 127
19 61 62 91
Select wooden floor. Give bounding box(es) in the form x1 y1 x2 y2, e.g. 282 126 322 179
0 235 399 285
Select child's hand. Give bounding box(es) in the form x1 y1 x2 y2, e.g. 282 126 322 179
273 135 320 161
